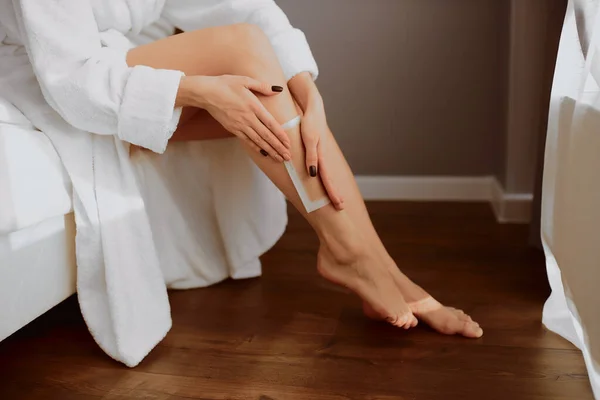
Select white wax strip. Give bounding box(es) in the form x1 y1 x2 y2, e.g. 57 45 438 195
281 116 330 213
281 115 302 130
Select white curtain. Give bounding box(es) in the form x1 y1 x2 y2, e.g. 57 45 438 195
542 0 600 397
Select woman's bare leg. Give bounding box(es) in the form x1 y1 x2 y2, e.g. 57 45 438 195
128 24 481 336
323 138 482 337
128 24 415 329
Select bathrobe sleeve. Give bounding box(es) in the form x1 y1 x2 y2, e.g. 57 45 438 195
162 0 318 81
13 0 184 153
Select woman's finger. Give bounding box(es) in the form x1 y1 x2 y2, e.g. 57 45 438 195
243 77 284 96
254 102 291 149
253 116 291 161
243 126 284 162
302 128 319 177
237 133 263 155
318 142 344 210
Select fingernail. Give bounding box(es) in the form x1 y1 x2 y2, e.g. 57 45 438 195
260 149 268 157
309 166 317 177
272 85 284 92
283 153 292 161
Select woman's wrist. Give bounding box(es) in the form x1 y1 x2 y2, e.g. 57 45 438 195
175 76 195 108
288 72 323 114
175 75 214 109
304 92 324 115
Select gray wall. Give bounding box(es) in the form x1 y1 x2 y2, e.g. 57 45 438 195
505 0 544 193
278 0 510 177
505 0 566 194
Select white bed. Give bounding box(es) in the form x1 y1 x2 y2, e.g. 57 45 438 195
0 97 76 341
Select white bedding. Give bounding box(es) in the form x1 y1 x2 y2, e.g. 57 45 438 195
0 213 76 341
0 98 72 235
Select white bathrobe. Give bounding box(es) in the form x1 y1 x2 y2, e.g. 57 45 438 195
0 0 318 367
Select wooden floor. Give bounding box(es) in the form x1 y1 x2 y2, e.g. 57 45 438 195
0 202 593 399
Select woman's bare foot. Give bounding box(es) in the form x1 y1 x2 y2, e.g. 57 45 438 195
407 296 483 338
317 245 417 329
363 261 483 338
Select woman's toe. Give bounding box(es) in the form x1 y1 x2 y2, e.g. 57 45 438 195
463 320 483 338
403 315 418 329
410 315 419 328
457 312 473 323
401 314 414 329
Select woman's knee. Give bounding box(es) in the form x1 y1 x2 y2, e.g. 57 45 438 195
228 23 270 49
225 24 283 79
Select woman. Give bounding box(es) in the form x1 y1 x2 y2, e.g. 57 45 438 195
0 0 481 366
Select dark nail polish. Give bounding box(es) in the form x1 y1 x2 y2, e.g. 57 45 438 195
272 85 284 92
309 166 317 177
260 149 269 157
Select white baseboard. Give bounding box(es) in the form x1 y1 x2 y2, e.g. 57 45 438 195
490 178 533 223
355 175 533 223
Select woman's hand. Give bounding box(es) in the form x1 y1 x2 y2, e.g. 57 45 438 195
300 106 344 210
286 72 343 210
178 75 291 162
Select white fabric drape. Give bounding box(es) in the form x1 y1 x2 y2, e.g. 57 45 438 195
0 0 319 367
542 0 600 397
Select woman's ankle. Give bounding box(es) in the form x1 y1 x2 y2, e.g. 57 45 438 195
317 215 369 265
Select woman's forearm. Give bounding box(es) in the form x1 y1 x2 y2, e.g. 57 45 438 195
288 72 324 114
